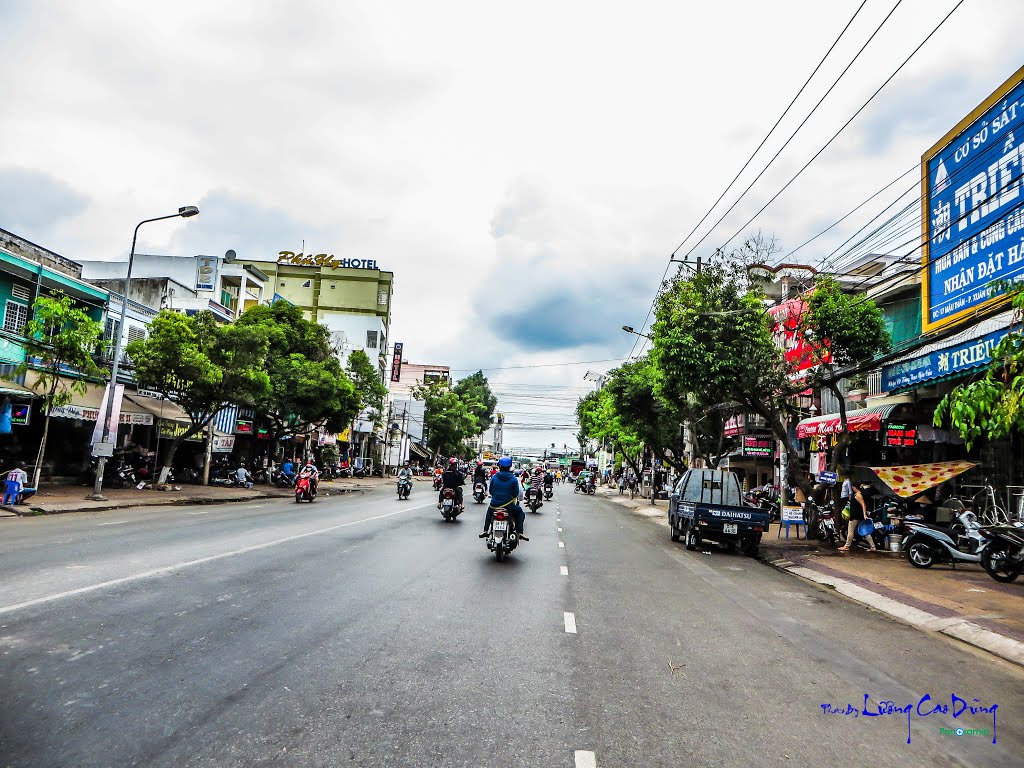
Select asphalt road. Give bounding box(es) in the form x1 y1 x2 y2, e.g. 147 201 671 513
0 481 1021 767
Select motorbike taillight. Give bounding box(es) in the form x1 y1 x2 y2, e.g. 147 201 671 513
495 511 507 520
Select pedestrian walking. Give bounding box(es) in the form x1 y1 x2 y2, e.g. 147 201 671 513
837 469 874 552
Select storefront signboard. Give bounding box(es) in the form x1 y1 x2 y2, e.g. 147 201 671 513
390 342 404 383
781 506 804 523
157 420 203 441
235 419 253 434
51 403 154 425
277 251 380 270
819 470 838 485
212 434 235 453
922 66 1024 332
885 423 917 447
10 403 30 426
881 326 1011 391
741 435 773 457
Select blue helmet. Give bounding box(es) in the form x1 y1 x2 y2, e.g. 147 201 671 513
498 456 512 469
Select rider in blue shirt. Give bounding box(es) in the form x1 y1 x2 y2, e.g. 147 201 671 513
480 456 528 540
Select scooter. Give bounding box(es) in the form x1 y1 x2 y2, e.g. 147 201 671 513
439 487 461 521
902 510 984 568
271 468 294 488
810 501 841 547
472 481 486 504
978 522 1024 583
485 506 520 562
543 484 554 500
295 472 317 502
525 486 543 513
397 477 412 500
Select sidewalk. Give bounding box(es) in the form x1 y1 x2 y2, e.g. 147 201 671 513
594 485 1024 668
0 476 401 516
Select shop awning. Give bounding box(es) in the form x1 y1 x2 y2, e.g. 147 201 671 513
796 403 901 439
409 441 431 461
123 393 192 425
880 309 1015 393
0 380 39 399
868 461 976 498
49 384 157 425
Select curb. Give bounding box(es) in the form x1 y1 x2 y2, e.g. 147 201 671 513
765 555 1024 668
15 485 367 516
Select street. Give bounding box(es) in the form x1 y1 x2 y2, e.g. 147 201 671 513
0 484 1021 767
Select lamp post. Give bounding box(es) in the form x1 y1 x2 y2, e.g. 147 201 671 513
88 206 200 499
621 325 653 340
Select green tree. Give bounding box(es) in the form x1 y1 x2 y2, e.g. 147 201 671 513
127 310 271 481
18 291 104 488
652 257 890 516
935 287 1024 448
414 379 477 461
452 370 498 436
575 388 643 475
235 303 360 447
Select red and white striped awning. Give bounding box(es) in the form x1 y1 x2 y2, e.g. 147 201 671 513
795 403 900 439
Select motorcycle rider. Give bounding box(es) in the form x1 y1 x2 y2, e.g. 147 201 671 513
472 460 488 486
397 463 413 494
480 456 528 541
438 457 465 509
280 458 296 485
543 468 555 493
299 459 320 495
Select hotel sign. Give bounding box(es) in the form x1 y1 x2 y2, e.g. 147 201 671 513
278 251 380 270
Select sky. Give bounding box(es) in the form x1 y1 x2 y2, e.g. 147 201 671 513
0 0 1021 450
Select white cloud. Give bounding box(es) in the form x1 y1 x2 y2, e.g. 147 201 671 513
1 0 1021 448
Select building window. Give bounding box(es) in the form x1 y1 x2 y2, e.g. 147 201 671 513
366 330 378 349
378 290 388 306
3 301 28 334
126 325 146 343
104 317 120 342
11 284 30 301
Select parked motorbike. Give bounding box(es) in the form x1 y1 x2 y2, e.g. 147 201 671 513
439 487 460 521
525 486 542 513
810 501 841 547
485 506 519 562
978 522 1024 583
353 467 366 479
110 461 139 489
397 477 412 500
902 510 983 568
271 468 294 488
295 472 317 502
472 481 486 504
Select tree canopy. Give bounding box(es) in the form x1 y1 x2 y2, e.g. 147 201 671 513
452 370 498 436
414 379 478 460
235 302 360 437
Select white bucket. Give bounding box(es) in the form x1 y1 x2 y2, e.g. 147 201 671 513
888 534 902 552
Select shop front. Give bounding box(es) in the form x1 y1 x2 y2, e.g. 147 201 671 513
881 308 1020 506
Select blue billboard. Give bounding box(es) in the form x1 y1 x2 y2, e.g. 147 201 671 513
923 67 1024 332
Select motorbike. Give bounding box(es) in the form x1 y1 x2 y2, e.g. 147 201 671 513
397 477 412 500
372 466 384 478
978 522 1024 583
439 487 460 521
295 472 317 503
109 461 139 489
809 501 841 547
525 486 542 513
271 468 294 488
901 510 984 568
543 484 554 500
485 506 519 562
472 481 486 504
353 467 366 479
433 475 443 491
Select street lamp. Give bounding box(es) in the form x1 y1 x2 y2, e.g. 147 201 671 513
621 325 652 340
88 206 200 499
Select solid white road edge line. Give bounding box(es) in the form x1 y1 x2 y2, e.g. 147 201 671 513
0 502 435 616
564 612 577 634
574 750 596 767
560 565 569 576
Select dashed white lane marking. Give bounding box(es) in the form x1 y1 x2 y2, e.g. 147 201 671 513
574 751 596 768
558 541 565 548
96 520 128 526
0 502 434 616
188 511 211 515
564 612 577 634
557 527 563 532
560 565 569 576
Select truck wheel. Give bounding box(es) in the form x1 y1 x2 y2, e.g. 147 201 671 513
685 527 699 551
